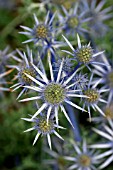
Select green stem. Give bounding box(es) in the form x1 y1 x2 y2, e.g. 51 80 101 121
1 3 44 38
1 13 28 38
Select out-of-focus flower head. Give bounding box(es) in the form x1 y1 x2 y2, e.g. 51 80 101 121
90 119 113 169
62 34 105 71
0 46 15 73
21 114 65 149
19 52 88 128
0 69 13 92
81 0 113 36
71 72 88 91
53 56 74 74
58 3 91 36
90 103 113 124
64 139 101 170
43 137 69 169
92 53 113 104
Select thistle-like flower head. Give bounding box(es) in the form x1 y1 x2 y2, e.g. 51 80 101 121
20 12 56 44
92 53 113 103
22 115 65 149
64 139 101 170
81 0 112 36
58 3 91 36
81 73 108 121
62 34 105 70
9 47 38 99
43 137 70 169
19 52 88 127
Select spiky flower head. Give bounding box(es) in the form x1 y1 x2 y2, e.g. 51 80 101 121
58 3 91 36
19 52 88 128
22 115 65 149
20 12 56 44
43 137 70 169
83 87 107 120
81 73 108 121
64 139 101 170
62 34 104 70
81 0 112 36
92 53 113 103
43 83 66 105
9 48 38 99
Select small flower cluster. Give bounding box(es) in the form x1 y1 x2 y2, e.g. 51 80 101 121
7 11 110 150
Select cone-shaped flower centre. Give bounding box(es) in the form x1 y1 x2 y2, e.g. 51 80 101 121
84 89 99 103
76 46 93 64
68 17 79 28
79 154 91 167
20 67 36 84
36 24 49 39
57 156 67 167
38 117 54 134
104 104 113 119
63 0 75 9
44 83 66 105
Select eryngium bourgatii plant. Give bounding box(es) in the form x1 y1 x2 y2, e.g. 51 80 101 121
2 2 113 169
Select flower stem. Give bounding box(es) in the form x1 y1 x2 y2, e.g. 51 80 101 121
65 103 82 142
